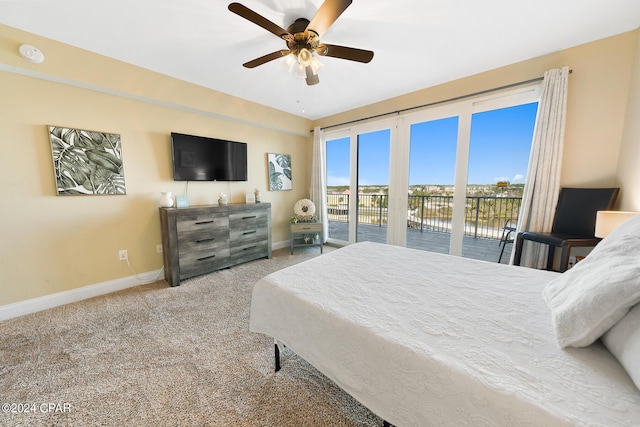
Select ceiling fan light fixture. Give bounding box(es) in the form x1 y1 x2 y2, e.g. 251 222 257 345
283 53 297 71
309 55 323 75
294 63 307 79
285 48 323 77
298 48 313 66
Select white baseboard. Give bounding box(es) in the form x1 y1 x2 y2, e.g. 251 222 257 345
0 269 163 322
272 239 290 251
0 243 292 322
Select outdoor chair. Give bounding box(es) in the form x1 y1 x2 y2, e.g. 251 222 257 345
498 218 517 263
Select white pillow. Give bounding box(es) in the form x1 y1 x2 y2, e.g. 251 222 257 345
602 303 640 390
542 213 640 348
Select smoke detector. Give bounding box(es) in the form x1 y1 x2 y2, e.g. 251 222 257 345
19 44 45 64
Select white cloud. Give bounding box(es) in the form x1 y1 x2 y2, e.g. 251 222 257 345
493 174 525 183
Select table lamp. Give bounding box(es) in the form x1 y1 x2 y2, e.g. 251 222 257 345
595 211 638 238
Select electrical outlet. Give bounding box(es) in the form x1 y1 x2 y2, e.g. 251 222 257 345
156 244 163 254
118 249 128 261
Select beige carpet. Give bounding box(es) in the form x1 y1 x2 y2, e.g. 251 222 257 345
0 247 383 426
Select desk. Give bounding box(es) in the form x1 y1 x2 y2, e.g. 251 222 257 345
290 222 323 254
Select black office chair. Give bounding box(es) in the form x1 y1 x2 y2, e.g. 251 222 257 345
513 187 619 272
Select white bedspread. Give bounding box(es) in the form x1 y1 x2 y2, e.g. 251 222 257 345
249 242 640 426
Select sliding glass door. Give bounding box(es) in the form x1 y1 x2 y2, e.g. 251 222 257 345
406 116 459 253
325 123 394 245
325 133 351 243
462 103 538 261
323 84 541 259
356 129 391 244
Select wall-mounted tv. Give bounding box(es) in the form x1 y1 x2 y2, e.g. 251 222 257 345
171 132 248 181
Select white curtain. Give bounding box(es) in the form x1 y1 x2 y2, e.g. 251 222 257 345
310 126 328 243
511 66 570 268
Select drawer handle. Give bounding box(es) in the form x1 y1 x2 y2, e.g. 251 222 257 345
196 238 215 243
197 254 216 261
243 245 257 251
243 230 257 235
195 220 214 225
242 215 257 219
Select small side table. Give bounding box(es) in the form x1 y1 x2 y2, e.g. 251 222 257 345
290 222 323 254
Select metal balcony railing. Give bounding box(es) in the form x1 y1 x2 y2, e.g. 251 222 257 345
326 193 522 240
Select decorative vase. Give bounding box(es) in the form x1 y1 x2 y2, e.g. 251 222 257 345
218 193 229 205
160 191 174 207
254 188 261 203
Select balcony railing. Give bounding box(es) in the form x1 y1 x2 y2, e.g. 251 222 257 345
327 193 522 240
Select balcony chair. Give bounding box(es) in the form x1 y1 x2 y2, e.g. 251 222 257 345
498 218 517 263
513 187 619 272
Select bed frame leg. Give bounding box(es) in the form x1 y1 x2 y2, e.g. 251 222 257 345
274 343 281 372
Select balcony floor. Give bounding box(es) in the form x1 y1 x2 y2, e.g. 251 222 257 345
328 221 512 264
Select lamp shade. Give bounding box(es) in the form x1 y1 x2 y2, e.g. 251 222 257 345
283 53 297 70
595 211 638 238
298 48 313 66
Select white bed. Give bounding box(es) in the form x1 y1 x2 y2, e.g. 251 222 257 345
249 241 640 426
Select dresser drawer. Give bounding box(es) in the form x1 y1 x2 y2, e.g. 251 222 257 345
229 227 268 246
177 213 229 233
179 247 231 279
177 229 229 254
229 210 268 229
230 240 269 264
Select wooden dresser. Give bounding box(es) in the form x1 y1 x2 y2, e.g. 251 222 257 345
159 203 271 286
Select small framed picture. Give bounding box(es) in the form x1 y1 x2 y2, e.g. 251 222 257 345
267 153 292 191
175 195 189 208
245 193 256 203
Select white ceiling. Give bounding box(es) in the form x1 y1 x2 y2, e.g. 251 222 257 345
1 1 640 120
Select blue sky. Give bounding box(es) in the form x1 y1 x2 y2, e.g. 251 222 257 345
326 102 538 186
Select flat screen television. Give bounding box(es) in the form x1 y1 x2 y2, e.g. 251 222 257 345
171 132 248 181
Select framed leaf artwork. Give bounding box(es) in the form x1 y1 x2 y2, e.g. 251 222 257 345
267 153 292 191
48 126 126 195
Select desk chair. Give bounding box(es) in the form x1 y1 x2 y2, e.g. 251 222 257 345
513 187 619 272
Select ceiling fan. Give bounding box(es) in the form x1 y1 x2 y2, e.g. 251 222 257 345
228 0 374 86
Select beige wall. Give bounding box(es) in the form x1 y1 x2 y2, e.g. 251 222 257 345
616 30 640 210
0 24 313 306
2 22 639 309
314 31 638 193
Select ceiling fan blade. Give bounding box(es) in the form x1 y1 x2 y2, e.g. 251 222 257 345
228 3 290 39
305 67 320 86
306 0 352 37
318 44 374 63
243 50 290 68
